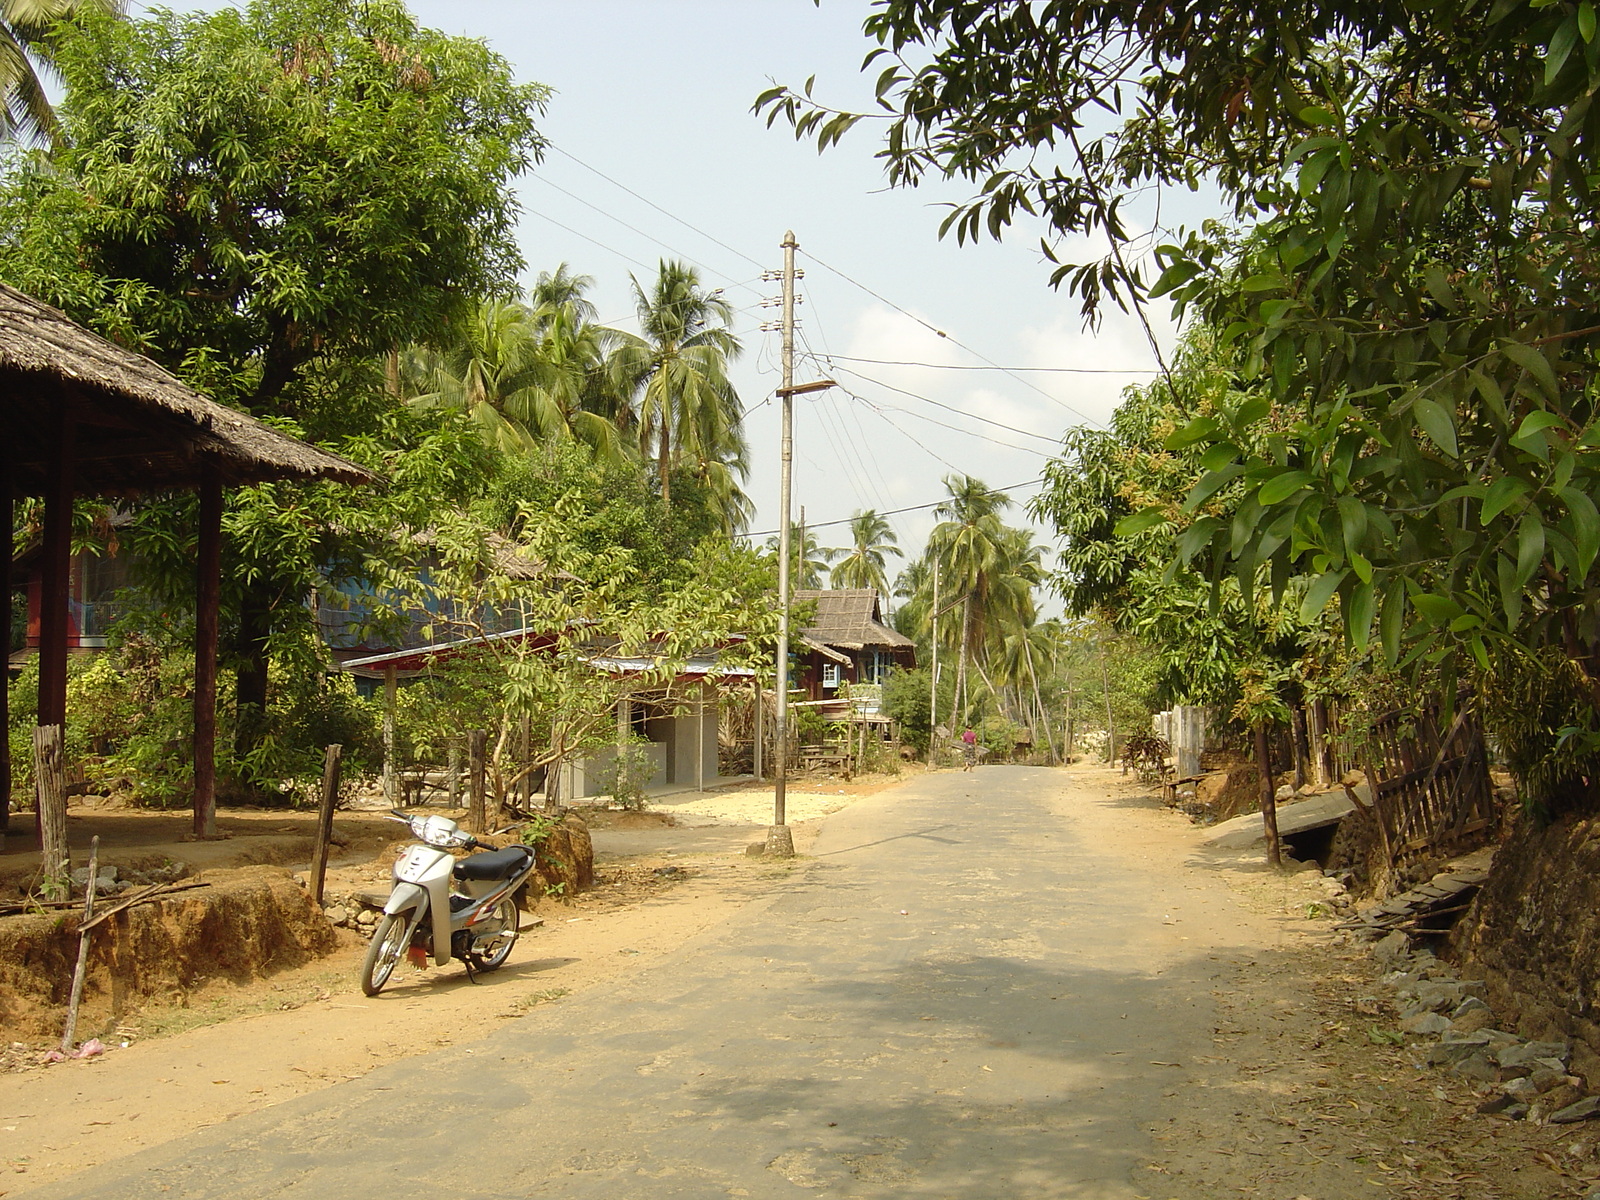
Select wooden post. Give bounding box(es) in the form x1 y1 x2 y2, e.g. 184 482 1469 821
381 664 398 805
60 834 98 1052
37 400 73 734
0 438 10 837
34 724 68 900
192 467 222 838
467 729 487 832
1254 721 1282 867
447 739 460 808
308 744 342 906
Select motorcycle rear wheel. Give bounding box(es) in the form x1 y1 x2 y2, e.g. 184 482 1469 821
361 912 410 996
469 896 519 973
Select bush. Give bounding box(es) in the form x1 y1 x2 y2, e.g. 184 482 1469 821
592 741 655 810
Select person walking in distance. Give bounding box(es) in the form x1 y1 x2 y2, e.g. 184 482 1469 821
961 726 978 771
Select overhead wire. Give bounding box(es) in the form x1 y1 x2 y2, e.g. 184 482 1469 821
743 477 1046 539
819 353 1156 375
816 358 1063 446
799 248 1110 429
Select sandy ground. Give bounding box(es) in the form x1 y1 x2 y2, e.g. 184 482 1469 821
1 763 1592 1198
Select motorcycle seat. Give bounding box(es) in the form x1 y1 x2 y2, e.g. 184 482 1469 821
453 845 533 881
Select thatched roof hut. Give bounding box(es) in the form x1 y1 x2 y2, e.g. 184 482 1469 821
0 281 371 495
791 588 915 653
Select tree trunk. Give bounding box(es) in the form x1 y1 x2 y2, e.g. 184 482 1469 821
956 593 972 725
658 418 672 507
1098 638 1116 765
1255 721 1282 867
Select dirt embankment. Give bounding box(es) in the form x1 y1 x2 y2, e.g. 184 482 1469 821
1455 809 1600 1083
1 867 334 1041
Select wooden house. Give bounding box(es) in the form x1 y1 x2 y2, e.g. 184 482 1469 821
791 588 916 708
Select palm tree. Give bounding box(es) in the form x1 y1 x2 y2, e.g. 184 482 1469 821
765 528 837 590
608 260 747 517
927 475 1012 723
1 0 123 148
827 509 901 597
402 271 629 463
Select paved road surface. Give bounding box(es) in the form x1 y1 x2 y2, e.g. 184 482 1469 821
30 766 1257 1199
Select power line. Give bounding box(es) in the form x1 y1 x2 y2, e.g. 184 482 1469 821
820 359 1063 446
821 352 1156 375
548 143 769 273
743 476 1045 539
524 206 658 275
799 248 1110 429
846 388 1054 457
529 174 765 301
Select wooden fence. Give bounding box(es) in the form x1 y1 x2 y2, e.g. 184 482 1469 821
1361 693 1496 862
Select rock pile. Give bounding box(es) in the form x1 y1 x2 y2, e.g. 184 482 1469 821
1369 930 1600 1125
67 859 187 897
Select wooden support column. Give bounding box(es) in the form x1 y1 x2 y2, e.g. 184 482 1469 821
36 401 73 847
467 728 487 831
1 438 10 836
192 467 222 838
37 402 73 732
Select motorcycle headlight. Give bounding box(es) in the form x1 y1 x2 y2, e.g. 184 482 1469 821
417 815 460 847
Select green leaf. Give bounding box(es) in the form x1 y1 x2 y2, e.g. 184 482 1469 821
1499 341 1561 403
1516 512 1547 586
1513 410 1565 444
1113 507 1169 537
1412 593 1465 624
1234 396 1272 428
1183 464 1245 511
1548 13 1580 84
1164 415 1220 449
1257 470 1314 505
1241 273 1284 292
1337 495 1368 555
1380 582 1406 663
1299 104 1338 126
1198 442 1241 472
1561 486 1600 577
1583 0 1596 43
1345 578 1377 647
1412 395 1459 457
1481 476 1530 525
1300 569 1347 622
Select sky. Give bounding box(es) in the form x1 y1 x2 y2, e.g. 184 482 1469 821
149 0 1210 582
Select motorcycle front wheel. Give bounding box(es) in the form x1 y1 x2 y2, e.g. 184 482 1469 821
469 896 519 973
361 912 411 996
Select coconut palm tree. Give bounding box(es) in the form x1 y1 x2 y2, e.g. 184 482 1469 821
827 509 902 597
927 475 1012 723
764 528 837 591
403 271 629 463
1 0 123 148
607 260 747 517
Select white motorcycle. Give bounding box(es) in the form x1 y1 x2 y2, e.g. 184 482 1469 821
361 810 539 997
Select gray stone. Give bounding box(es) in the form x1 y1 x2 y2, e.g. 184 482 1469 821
745 841 766 857
1428 1031 1491 1067
1401 1012 1453 1037
1500 1102 1531 1121
1452 996 1493 1020
1374 930 1412 965
355 909 378 928
1380 970 1420 989
1415 981 1465 1011
1452 1050 1499 1082
1497 1041 1570 1070
323 906 350 927
1532 1067 1575 1093
1551 1096 1600 1125
1503 1076 1540 1101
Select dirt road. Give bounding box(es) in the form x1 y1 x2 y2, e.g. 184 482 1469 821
4 766 1590 1198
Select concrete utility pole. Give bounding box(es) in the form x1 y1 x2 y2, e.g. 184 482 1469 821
766 231 834 857
929 558 940 766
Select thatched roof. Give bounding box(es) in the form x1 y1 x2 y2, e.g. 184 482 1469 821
0 281 372 495
792 588 915 653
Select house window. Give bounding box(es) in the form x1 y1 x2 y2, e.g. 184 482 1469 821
822 663 841 689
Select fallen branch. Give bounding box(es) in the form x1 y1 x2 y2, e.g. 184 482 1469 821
78 880 210 934
61 836 99 1052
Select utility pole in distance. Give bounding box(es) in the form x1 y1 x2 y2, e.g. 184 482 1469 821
765 230 833 857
